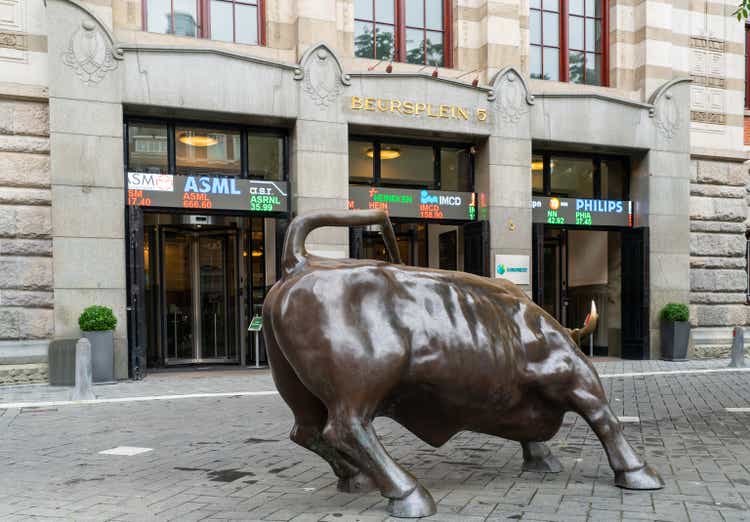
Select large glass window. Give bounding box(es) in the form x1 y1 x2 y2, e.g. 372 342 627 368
145 0 262 44
175 127 242 176
128 123 168 173
354 0 396 60
354 0 451 67
349 140 375 183
210 0 260 45
601 158 626 199
550 156 594 198
530 0 607 85
349 138 474 191
247 134 283 180
379 143 434 187
440 147 472 192
532 153 544 193
530 0 560 81
146 0 199 37
532 153 629 199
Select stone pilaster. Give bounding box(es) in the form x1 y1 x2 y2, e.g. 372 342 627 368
47 0 128 378
482 68 533 292
292 43 350 258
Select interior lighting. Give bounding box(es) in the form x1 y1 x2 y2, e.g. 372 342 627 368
531 160 544 171
366 147 401 160
178 131 218 147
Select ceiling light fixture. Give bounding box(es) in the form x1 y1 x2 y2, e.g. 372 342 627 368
366 147 401 160
178 131 218 147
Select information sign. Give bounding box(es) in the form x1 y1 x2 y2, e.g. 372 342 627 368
495 255 530 285
348 186 476 221
127 173 289 214
248 315 263 332
532 196 632 228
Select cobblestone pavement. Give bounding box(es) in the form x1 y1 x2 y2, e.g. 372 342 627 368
1 360 750 521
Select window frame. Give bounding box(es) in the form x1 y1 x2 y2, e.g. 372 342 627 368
353 0 453 68
349 135 474 191
530 0 609 86
124 117 288 180
142 0 266 46
531 151 629 199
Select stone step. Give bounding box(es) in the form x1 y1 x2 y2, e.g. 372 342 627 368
0 363 48 385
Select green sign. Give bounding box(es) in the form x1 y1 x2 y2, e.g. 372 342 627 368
248 315 263 332
349 186 477 221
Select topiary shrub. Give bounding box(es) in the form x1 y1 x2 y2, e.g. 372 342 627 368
659 303 689 323
78 305 117 332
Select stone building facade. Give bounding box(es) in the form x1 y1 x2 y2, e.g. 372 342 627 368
0 0 746 382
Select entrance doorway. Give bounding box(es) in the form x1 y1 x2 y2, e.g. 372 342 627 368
533 226 649 358
160 228 239 364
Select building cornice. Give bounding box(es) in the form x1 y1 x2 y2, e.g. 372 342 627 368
115 43 299 71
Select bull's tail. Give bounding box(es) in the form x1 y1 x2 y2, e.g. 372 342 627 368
568 300 598 345
281 209 402 276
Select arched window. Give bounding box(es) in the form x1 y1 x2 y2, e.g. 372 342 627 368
530 0 608 85
354 0 453 67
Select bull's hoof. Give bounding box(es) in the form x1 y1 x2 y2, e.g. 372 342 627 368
337 472 376 493
522 453 563 473
614 465 664 490
387 484 436 518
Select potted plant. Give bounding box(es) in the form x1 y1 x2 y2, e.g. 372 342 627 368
78 305 117 382
659 303 690 361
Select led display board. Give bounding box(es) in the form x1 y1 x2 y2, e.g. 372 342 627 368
348 185 477 221
532 196 632 227
126 173 289 214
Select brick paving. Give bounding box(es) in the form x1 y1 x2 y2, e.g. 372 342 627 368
0 360 749 521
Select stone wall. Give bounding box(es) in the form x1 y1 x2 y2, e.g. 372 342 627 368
0 97 53 384
689 158 749 357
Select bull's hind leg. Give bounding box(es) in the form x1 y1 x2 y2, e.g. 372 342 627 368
323 410 436 518
265 334 375 493
567 363 664 490
521 442 563 473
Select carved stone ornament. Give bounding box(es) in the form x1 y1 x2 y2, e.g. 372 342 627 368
62 20 119 84
653 92 680 139
294 43 351 108
490 67 534 124
648 78 691 141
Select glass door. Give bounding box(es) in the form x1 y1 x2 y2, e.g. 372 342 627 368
162 231 196 360
161 228 239 364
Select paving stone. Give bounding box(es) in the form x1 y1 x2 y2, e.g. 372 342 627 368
0 361 749 520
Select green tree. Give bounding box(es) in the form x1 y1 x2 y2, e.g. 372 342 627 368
735 1 750 19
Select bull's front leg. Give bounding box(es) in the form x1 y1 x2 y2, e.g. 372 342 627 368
567 364 664 490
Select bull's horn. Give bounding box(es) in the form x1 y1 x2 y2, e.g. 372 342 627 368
567 300 599 345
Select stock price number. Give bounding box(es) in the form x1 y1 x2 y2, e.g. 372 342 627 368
546 210 564 225
575 211 593 226
250 195 280 212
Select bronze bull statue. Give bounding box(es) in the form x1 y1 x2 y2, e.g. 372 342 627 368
263 209 663 518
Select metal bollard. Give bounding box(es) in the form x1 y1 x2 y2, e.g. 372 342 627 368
70 338 95 401
729 326 746 369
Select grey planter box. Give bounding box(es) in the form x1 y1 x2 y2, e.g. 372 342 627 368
660 321 690 361
48 339 78 386
83 330 114 383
